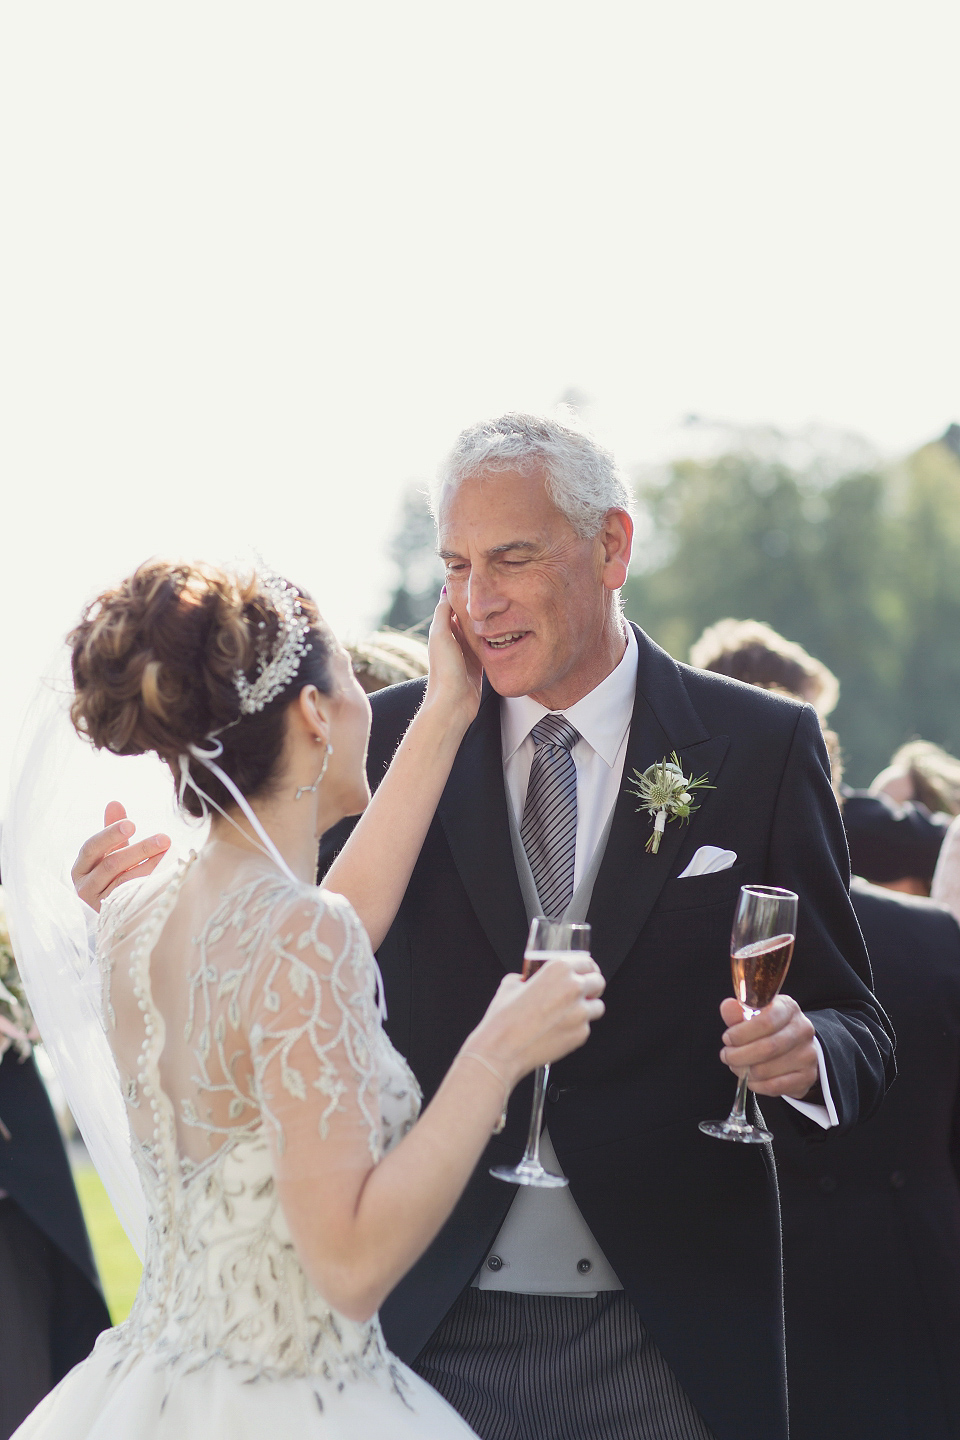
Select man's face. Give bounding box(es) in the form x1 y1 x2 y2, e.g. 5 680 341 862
438 468 625 705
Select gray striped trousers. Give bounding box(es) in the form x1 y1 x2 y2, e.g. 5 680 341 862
413 1289 715 1440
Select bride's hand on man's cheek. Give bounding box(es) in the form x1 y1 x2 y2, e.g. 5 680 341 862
425 591 482 722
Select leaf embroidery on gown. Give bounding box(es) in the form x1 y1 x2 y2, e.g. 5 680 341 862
93 854 420 1403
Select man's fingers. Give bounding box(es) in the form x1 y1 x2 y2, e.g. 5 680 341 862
748 1070 817 1098
718 993 817 1096
75 833 171 911
99 834 171 882
742 1031 817 1077
748 1054 817 1082
719 996 750 1030
721 1019 810 1070
73 824 140 886
103 801 128 828
721 994 796 1044
99 850 168 899
72 818 138 881
722 1038 812 1075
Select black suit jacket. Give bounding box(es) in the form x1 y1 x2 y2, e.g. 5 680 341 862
771 879 960 1440
0 1049 111 1378
319 625 894 1440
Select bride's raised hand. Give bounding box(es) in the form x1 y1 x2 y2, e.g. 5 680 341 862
322 590 482 953
424 588 482 728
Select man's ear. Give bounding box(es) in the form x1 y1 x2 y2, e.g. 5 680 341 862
601 508 633 592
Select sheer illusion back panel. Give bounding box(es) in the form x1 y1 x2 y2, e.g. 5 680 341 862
98 852 390 1181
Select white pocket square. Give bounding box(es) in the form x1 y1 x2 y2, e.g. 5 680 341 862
677 846 738 878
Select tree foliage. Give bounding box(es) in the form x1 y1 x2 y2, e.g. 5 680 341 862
623 435 960 786
380 485 445 632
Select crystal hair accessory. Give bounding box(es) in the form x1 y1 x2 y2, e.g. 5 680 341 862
234 570 313 715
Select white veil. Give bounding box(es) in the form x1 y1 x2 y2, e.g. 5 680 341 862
1 649 203 1258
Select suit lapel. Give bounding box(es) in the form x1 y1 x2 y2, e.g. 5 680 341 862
437 682 529 973
587 626 730 982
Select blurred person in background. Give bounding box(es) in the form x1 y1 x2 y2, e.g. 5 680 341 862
0 881 110 1440
870 740 960 819
688 618 841 775
932 815 960 927
843 788 950 897
691 621 960 1440
693 622 956 898
847 738 960 897
347 631 429 694
688 619 840 714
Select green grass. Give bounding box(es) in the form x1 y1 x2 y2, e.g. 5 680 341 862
73 1165 143 1324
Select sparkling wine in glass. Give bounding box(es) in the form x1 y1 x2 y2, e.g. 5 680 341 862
699 885 797 1144
490 918 591 1188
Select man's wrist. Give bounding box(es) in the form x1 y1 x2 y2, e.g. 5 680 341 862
783 1037 839 1129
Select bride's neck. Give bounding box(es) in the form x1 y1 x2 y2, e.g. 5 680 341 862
206 795 329 885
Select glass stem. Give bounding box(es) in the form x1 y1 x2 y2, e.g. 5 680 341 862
522 1064 549 1166
730 1069 750 1125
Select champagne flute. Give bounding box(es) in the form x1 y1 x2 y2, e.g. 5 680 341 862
490 918 591 1188
699 885 798 1144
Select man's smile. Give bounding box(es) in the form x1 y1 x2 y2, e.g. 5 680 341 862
479 631 532 653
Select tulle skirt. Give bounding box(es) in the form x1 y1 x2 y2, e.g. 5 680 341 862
13 1330 479 1440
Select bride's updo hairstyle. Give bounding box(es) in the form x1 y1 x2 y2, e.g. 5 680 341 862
69 560 335 817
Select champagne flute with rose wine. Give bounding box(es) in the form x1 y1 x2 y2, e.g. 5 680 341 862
699 885 797 1144
490 918 591 1188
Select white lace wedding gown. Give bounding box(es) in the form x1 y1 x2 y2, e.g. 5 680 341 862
15 853 477 1439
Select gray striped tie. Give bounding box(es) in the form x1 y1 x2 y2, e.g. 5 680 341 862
520 714 581 921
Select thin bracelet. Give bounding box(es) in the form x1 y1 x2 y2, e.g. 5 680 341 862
459 1050 510 1134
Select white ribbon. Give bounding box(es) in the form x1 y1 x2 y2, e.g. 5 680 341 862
179 739 387 1021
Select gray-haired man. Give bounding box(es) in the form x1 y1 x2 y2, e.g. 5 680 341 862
319 412 893 1440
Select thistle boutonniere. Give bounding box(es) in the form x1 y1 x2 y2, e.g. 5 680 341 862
626 752 714 854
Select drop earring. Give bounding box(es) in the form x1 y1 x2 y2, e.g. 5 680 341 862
295 742 333 800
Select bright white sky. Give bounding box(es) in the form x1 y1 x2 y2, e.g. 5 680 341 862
1 0 958 793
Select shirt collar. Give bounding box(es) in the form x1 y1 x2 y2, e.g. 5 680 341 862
501 623 638 768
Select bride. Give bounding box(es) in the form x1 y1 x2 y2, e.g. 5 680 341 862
10 559 605 1439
